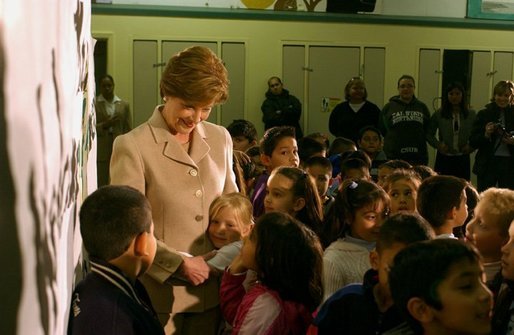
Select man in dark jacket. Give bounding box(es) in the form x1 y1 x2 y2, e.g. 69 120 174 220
261 76 303 138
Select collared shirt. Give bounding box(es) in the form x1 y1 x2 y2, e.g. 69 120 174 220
68 258 164 335
97 94 122 117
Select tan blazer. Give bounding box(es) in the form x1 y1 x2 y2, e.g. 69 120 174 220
110 106 237 314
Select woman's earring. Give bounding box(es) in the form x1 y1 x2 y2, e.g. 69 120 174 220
163 96 167 102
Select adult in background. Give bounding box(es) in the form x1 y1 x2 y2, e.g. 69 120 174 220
110 46 237 335
328 77 381 143
470 80 514 191
427 82 476 180
261 76 303 138
95 74 131 186
380 74 431 166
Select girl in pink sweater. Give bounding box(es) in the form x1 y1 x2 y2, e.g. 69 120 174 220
220 212 323 334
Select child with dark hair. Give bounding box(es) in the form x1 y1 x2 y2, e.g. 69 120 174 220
220 212 323 334
328 150 371 197
328 137 356 157
416 175 468 238
340 157 371 182
381 169 421 215
341 149 372 168
388 239 493 335
305 156 335 215
298 136 327 167
328 137 357 177
312 213 434 335
412 164 437 181
377 159 413 185
251 126 299 218
358 125 388 182
245 146 266 177
305 132 330 152
455 182 479 238
68 185 163 335
264 166 324 237
321 179 390 300
232 150 255 197
226 119 258 152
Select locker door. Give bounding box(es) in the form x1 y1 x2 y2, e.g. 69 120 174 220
470 51 492 110
283 45 306 133
418 48 441 114
418 48 441 168
493 51 514 84
162 41 218 123
364 47 385 108
307 46 360 137
221 42 245 127
133 40 158 127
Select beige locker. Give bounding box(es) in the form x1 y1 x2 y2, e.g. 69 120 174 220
470 51 492 111
418 49 442 114
220 42 246 127
283 45 306 132
364 47 386 108
493 51 514 87
133 40 158 127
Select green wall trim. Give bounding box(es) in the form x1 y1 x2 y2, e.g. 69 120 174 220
467 0 514 20
92 3 514 31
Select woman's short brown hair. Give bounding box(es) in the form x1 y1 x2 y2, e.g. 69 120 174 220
491 80 514 103
160 46 229 105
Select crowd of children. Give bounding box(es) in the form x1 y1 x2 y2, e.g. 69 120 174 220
71 108 514 334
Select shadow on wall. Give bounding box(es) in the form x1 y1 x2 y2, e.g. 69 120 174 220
0 27 23 335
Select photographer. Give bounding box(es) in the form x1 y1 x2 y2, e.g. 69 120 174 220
470 80 514 191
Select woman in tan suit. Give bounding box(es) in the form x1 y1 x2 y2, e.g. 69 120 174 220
95 74 131 186
110 46 237 334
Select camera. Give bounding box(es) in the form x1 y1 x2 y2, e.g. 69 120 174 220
494 122 507 136
495 122 514 139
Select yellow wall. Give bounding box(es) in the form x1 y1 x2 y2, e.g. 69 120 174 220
92 14 514 134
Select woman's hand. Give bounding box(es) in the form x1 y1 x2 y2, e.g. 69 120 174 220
502 134 514 145
485 122 496 138
178 256 210 286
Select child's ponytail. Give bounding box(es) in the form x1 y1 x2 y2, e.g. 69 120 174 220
321 179 389 248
